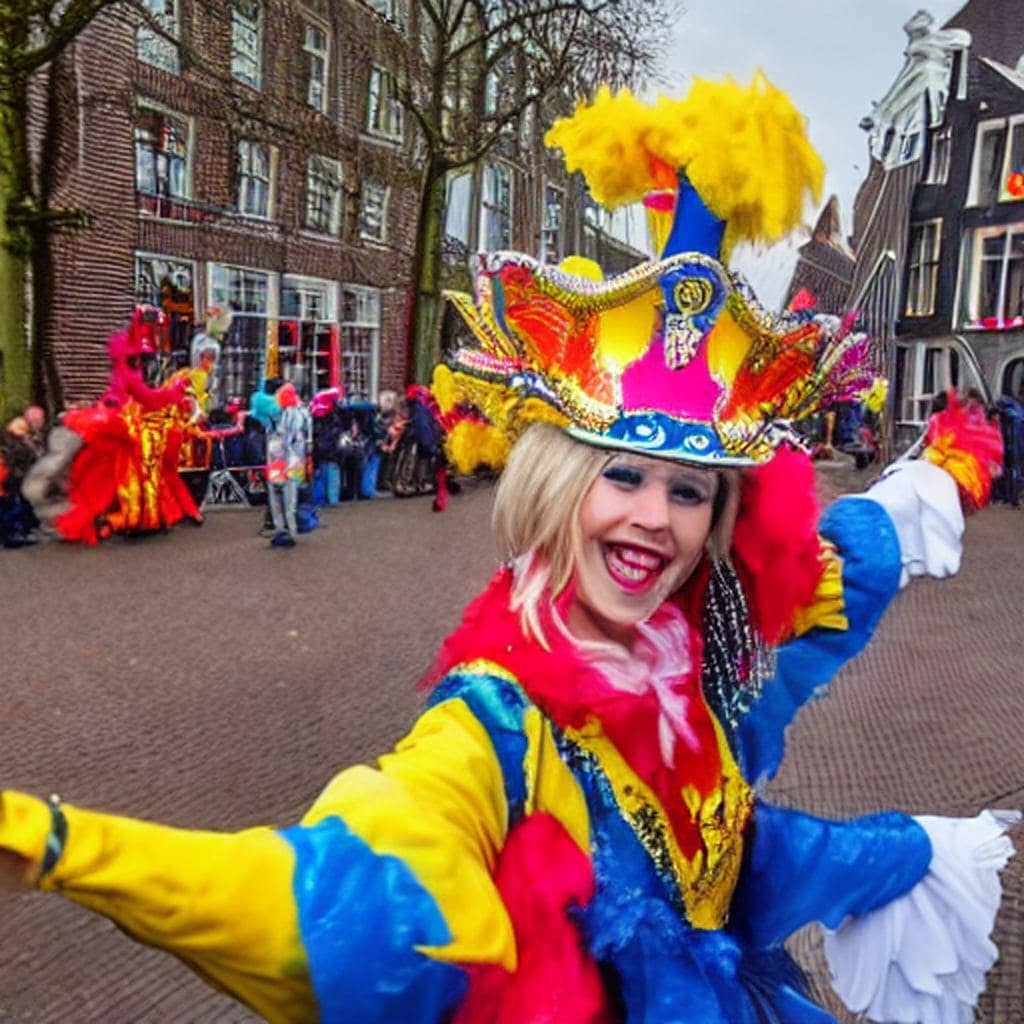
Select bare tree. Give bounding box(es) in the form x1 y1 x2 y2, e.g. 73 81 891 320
397 0 672 383
0 0 129 416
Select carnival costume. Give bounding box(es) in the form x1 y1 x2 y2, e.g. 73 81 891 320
0 76 1017 1023
53 311 201 544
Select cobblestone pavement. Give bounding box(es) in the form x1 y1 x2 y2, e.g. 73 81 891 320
0 466 1021 1022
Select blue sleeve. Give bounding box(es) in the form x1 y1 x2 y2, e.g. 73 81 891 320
281 817 467 1024
737 497 902 783
729 801 932 948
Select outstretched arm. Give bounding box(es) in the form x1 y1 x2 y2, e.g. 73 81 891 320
0 689 520 1024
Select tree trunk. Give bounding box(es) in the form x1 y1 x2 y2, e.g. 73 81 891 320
409 159 449 385
0 83 33 421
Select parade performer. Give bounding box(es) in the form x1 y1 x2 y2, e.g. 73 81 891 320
50 308 201 544
0 75 1017 1024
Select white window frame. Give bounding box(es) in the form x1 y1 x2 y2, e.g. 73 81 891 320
366 65 403 142
236 139 274 219
903 342 965 423
480 161 513 251
209 263 275 316
280 275 338 397
304 20 329 113
231 0 262 90
905 219 942 317
340 285 381 401
281 274 338 323
923 125 952 185
305 154 343 235
359 181 390 243
208 262 279 400
540 181 564 264
134 99 194 201
900 130 921 163
968 117 1007 206
1000 114 1024 202
137 0 180 73
135 252 196 307
960 223 1024 329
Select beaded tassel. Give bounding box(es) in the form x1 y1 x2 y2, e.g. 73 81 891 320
700 557 775 738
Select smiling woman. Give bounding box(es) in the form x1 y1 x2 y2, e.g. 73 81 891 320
0 75 1017 1024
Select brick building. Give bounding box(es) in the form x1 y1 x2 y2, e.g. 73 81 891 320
34 0 424 405
782 195 855 314
31 0 647 408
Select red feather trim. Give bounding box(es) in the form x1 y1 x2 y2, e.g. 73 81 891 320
422 569 721 857
729 447 825 645
453 813 612 1024
924 390 1003 511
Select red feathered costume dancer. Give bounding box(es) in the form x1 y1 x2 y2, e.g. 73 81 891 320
56 316 200 545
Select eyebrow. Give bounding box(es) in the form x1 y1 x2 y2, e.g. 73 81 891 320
607 456 715 486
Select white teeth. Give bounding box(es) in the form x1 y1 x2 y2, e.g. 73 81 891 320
607 546 659 582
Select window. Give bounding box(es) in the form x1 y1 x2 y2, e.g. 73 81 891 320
135 105 190 199
541 183 564 264
366 0 400 20
136 0 179 73
231 0 262 89
236 140 271 218
961 226 1024 328
969 121 1006 206
444 171 471 247
340 286 381 400
135 253 195 367
209 264 274 401
900 131 920 162
903 344 965 423
304 22 329 113
366 66 403 141
211 265 269 313
480 162 512 251
305 155 342 234
924 125 952 185
359 181 389 242
905 220 941 316
1001 119 1024 200
280 276 337 398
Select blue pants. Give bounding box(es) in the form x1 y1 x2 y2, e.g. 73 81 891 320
314 462 341 505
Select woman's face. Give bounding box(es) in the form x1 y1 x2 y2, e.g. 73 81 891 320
568 452 719 646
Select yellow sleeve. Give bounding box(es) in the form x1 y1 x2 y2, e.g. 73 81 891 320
301 696 517 970
0 789 314 1024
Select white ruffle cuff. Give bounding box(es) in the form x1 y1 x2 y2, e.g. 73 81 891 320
858 460 965 588
823 810 1020 1024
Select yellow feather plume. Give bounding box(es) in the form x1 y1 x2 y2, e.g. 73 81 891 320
545 72 824 255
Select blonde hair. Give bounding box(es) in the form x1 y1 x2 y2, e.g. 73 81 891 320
493 424 607 642
493 423 741 645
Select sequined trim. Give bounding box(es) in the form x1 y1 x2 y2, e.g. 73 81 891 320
558 716 753 930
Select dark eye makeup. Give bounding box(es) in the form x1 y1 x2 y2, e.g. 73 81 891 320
602 461 713 505
602 464 644 487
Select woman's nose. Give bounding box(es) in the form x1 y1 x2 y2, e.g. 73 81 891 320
629 483 670 531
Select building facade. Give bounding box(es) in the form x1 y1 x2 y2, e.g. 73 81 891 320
33 0 421 405
782 195 855 314
850 3 1024 442
31 0 647 408
440 94 647 305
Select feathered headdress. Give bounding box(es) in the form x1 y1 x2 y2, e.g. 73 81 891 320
436 74 873 473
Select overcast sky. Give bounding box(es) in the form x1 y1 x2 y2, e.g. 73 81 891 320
653 0 969 303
